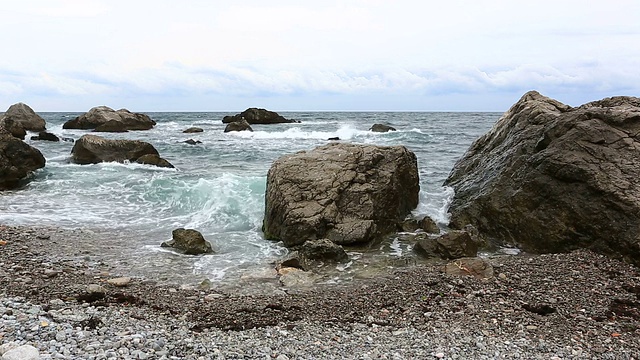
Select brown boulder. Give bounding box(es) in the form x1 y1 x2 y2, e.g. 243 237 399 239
63 106 155 131
414 230 478 259
135 154 174 168
161 228 214 255
224 119 253 133
263 142 420 247
0 134 46 190
444 257 494 279
2 103 46 131
93 119 129 132
31 131 60 142
445 91 640 265
71 134 160 165
222 108 298 124
370 124 397 132
420 215 440 234
0 118 27 139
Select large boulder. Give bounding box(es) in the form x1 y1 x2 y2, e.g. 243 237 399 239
444 91 640 265
161 228 214 255
224 119 253 132
71 134 171 167
263 142 420 247
1 103 46 131
370 124 397 132
222 108 298 124
414 230 479 260
63 106 155 131
0 134 46 190
0 118 26 139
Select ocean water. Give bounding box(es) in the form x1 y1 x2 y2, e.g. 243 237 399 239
0 112 499 287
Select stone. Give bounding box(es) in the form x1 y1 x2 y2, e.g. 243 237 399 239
0 134 46 190
277 267 315 287
444 257 494 279
222 108 298 124
93 119 129 132
87 284 106 293
1 345 40 360
224 118 253 132
71 134 160 165
414 230 478 259
0 118 26 139
183 127 204 133
263 142 420 247
63 106 155 130
1 103 46 131
184 139 202 145
161 228 214 255
135 154 175 168
107 277 131 287
299 239 349 263
31 131 60 141
445 91 640 265
420 215 440 234
399 218 419 232
370 124 397 132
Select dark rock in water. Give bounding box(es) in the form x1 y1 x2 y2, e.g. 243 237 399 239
71 134 161 166
0 118 27 139
2 102 46 131
63 106 155 131
327 137 340 141
0 134 46 190
414 230 478 260
135 154 174 168
183 127 204 133
93 119 129 132
370 124 397 132
184 139 202 145
61 137 75 143
444 257 494 279
161 228 214 255
31 131 60 142
445 90 640 265
222 108 298 124
224 119 253 132
420 215 440 234
299 239 349 262
263 142 420 247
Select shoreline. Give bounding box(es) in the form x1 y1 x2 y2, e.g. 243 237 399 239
1 224 639 358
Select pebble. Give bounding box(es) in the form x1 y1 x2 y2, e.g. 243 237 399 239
107 277 131 287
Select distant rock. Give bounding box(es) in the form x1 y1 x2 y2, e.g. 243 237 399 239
1 102 46 131
224 118 253 132
161 228 214 255
445 91 640 265
184 139 202 145
71 134 168 167
30 131 60 142
370 124 396 132
263 142 420 247
327 137 340 141
183 127 204 133
414 230 478 260
0 134 46 190
63 106 155 131
135 154 174 168
222 108 299 124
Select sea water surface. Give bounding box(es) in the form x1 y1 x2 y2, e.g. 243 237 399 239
0 112 499 287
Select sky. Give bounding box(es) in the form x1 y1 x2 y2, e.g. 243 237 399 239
1 0 639 112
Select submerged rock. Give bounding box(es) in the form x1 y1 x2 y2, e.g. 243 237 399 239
30 131 60 142
63 106 155 131
135 154 174 168
183 127 204 133
263 142 420 247
222 108 298 124
71 134 171 168
0 134 46 190
184 139 202 145
161 228 214 255
445 91 640 265
1 102 46 131
370 124 396 132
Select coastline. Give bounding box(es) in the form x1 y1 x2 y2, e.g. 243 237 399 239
1 224 639 359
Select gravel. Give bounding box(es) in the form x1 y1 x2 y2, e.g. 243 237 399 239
1 225 639 359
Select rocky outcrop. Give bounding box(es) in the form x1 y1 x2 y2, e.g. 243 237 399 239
263 142 420 247
0 118 26 139
370 124 396 132
70 134 170 167
445 90 640 265
30 131 60 142
222 108 298 124
183 127 203 133
93 119 129 132
63 106 155 131
224 119 253 132
414 230 478 259
135 154 174 168
0 134 46 190
161 228 214 255
1 103 46 131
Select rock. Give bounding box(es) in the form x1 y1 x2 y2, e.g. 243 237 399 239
1 103 46 131
183 127 204 133
277 252 308 270
277 267 315 287
420 216 440 234
0 134 46 190
299 239 349 263
63 106 156 130
0 118 27 139
222 108 298 124
30 131 60 142
87 284 107 294
370 124 397 132
93 119 129 132
444 91 640 265
414 230 478 259
443 257 494 279
327 137 340 141
161 228 214 255
224 119 253 132
399 218 419 232
71 134 160 165
263 142 420 247
107 277 131 287
135 154 175 168
184 139 202 145
1 345 39 360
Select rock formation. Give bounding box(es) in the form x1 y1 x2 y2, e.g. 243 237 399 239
135 154 175 168
161 228 214 255
222 108 298 124
183 127 203 133
63 106 155 131
0 133 46 190
413 230 479 259
71 134 172 168
263 142 420 247
370 124 397 132
224 119 253 132
30 131 60 142
1 103 46 131
445 90 640 265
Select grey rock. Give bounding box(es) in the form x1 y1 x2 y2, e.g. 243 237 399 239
63 106 155 131
0 118 27 139
224 118 253 132
1 103 46 131
443 257 494 279
183 127 204 133
71 134 161 165
299 239 349 263
414 230 478 259
0 133 46 190
1 345 39 360
369 124 396 132
161 228 214 255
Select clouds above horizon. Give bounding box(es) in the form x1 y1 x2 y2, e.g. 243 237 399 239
1 1 639 111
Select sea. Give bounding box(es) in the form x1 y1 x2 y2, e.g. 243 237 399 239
0 112 500 289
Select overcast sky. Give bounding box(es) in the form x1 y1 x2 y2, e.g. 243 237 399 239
1 0 639 111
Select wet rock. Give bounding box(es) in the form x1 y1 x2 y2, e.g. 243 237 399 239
327 137 340 141
135 154 174 168
420 216 440 234
370 124 396 132
1 102 46 131
161 228 214 255
183 127 204 133
224 119 253 132
30 131 60 141
414 230 478 259
63 106 155 131
71 134 162 166
222 108 298 124
184 139 202 145
299 239 349 263
443 257 494 279
264 142 419 247
400 218 419 232
93 119 129 132
0 134 46 190
0 118 26 139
